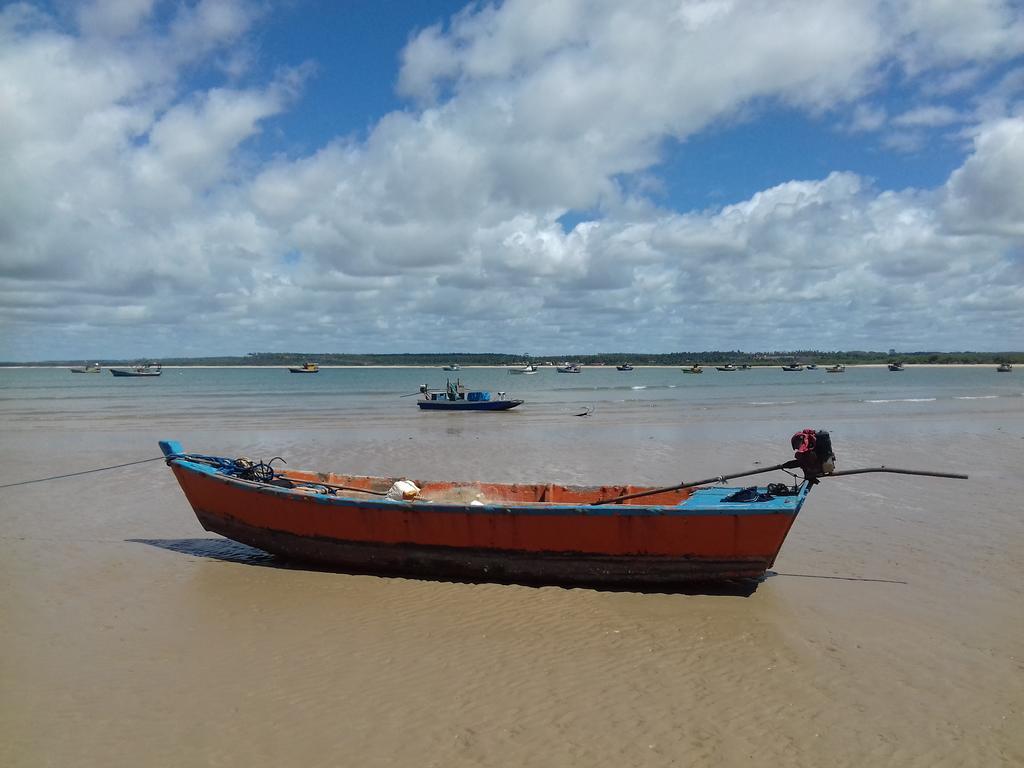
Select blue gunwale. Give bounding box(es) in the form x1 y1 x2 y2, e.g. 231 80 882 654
160 440 808 518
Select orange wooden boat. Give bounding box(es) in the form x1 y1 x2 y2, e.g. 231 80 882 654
160 434 834 586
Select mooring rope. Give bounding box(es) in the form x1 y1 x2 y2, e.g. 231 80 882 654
0 456 166 490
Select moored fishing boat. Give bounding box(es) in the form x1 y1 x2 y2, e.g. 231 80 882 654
110 362 161 377
70 362 101 373
716 364 737 372
415 379 523 411
442 364 461 371
781 363 804 371
556 363 582 373
616 363 634 371
996 362 1012 372
159 432 839 585
682 364 703 374
825 364 846 373
887 361 905 371
159 431 967 586
288 362 319 373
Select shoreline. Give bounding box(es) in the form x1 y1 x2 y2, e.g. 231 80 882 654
0 363 1013 370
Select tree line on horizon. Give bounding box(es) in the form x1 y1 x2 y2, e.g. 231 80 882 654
5 350 1022 367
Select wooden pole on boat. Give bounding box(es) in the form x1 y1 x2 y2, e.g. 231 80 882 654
820 467 968 480
590 463 968 506
590 461 801 505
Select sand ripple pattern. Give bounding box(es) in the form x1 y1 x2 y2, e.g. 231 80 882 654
1 392 1022 766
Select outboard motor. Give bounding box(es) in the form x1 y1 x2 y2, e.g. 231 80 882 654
791 429 836 483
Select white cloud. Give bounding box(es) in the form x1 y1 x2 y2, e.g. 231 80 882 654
892 105 962 127
849 103 888 132
943 117 1024 236
1 1 1023 359
76 0 156 38
891 0 1024 74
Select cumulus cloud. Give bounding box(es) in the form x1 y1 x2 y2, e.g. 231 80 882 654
1 0 1023 359
943 117 1024 236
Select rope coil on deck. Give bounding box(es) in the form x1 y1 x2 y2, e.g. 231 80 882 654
168 453 288 484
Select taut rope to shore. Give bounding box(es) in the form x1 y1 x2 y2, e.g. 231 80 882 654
0 456 165 490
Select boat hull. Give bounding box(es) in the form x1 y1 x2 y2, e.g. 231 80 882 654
418 399 523 411
161 443 808 586
192 510 776 584
110 369 160 376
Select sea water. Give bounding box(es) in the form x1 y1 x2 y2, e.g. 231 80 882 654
0 365 1019 432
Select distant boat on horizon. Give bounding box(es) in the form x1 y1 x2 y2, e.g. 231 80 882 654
508 363 539 375
888 361 905 372
288 362 319 373
70 362 101 373
781 364 804 372
110 362 161 377
616 363 634 371
996 362 1012 372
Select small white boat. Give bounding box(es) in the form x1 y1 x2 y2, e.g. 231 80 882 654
70 362 101 373
508 364 539 375
556 363 581 373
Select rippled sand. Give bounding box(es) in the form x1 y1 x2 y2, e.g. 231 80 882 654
2 403 1022 767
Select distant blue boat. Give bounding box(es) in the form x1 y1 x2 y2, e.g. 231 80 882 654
417 380 523 411
110 362 161 377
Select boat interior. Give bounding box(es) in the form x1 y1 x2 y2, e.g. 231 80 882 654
280 468 695 506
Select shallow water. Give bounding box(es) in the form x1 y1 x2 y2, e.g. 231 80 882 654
1 366 1022 767
1 364 1020 432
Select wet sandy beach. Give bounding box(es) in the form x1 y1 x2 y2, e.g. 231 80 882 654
2 394 1022 766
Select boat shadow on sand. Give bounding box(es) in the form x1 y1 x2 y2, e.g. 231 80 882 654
128 537 772 596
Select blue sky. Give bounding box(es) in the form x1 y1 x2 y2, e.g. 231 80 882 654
1 0 1023 360
248 2 472 149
